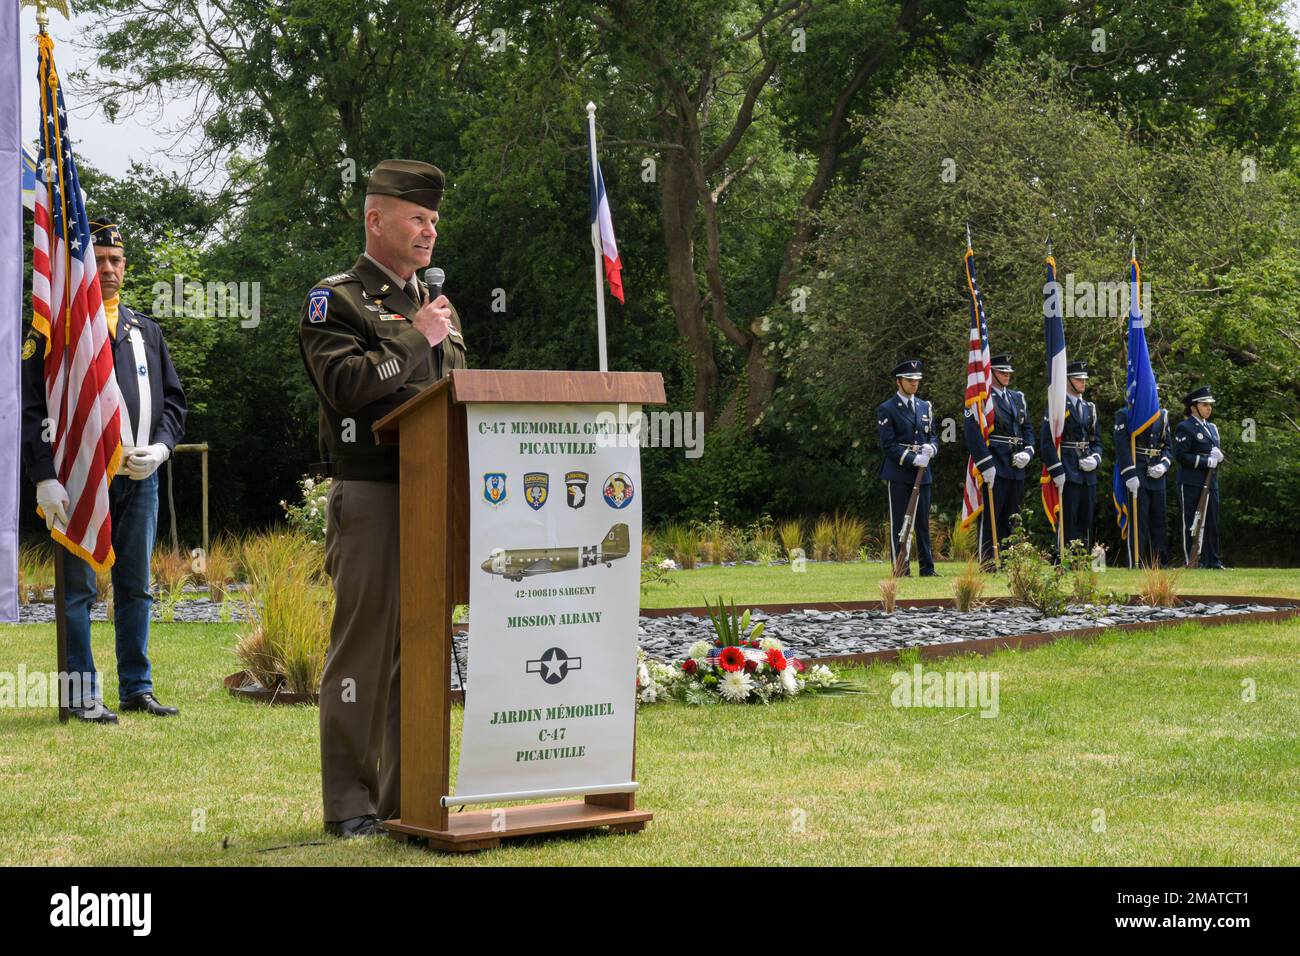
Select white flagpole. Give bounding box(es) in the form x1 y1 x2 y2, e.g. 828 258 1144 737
586 101 609 372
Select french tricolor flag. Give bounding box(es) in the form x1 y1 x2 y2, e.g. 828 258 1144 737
588 122 624 304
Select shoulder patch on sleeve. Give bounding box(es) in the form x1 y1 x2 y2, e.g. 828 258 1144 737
307 288 332 323
21 330 38 360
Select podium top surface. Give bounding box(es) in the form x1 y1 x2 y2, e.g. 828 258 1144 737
373 369 667 438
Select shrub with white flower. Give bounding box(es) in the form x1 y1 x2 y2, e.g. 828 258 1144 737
658 557 679 571
283 475 331 544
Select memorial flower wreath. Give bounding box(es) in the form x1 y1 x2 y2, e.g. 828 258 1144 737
636 598 858 706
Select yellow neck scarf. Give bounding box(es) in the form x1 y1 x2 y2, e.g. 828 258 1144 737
104 295 120 339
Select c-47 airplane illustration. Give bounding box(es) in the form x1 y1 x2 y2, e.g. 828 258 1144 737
481 524 630 581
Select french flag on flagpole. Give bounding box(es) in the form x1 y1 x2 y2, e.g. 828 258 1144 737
587 107 624 305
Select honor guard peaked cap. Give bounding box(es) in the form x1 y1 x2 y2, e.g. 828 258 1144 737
891 359 923 380
1066 360 1089 379
88 219 124 249
1183 385 1216 406
366 159 445 212
990 353 1014 372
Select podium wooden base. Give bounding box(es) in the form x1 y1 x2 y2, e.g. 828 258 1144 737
384 801 653 853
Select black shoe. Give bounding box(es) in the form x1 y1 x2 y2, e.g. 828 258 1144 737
920 569 940 577
70 701 118 724
325 815 385 839
119 692 179 717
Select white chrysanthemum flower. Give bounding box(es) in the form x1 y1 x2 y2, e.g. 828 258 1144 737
688 640 711 660
760 636 783 652
780 668 799 695
303 478 315 490
719 670 754 702
806 664 835 689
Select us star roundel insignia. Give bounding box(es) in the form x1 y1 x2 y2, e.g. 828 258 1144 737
524 471 549 510
307 288 331 323
483 472 507 507
526 647 582 685
565 470 589 509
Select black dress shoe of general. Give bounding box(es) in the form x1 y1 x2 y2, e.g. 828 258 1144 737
70 701 118 724
325 815 385 839
119 692 179 717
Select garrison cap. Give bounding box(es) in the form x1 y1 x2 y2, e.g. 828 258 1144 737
990 353 1014 372
891 359 923 380
89 219 124 249
1066 360 1089 379
1183 385 1216 407
366 159 444 212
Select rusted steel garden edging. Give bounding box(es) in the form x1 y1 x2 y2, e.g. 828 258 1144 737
639 595 1300 669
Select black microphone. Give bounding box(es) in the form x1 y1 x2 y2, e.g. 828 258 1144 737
423 266 444 303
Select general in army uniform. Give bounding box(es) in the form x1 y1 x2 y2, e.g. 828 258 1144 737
1174 386 1227 569
298 160 468 839
1040 360 1102 552
963 353 1035 563
1114 395 1174 568
21 220 187 723
877 359 940 577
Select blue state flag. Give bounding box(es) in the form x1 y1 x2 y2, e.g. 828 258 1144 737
1113 256 1160 539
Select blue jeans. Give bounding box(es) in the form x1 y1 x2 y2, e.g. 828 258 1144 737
62 471 159 706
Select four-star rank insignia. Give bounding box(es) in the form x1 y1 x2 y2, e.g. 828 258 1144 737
483 472 507 507
524 471 549 510
565 470 588 509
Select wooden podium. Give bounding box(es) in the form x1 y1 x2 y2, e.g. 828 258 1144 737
372 368 664 852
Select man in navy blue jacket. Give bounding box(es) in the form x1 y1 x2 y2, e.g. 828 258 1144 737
877 359 939 577
1114 394 1174 568
1174 386 1226 569
963 353 1036 564
1040 360 1102 552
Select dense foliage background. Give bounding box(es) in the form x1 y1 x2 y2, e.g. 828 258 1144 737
19 0 1300 563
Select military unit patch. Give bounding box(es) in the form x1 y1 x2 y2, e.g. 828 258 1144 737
524 472 549 510
483 472 507 506
565 471 588 509
602 472 634 509
21 334 37 361
307 288 331 323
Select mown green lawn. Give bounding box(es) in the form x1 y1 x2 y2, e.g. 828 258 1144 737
639 559 1300 608
3 572 1297 865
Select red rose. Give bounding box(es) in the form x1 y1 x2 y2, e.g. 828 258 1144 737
744 659 758 673
791 658 805 673
765 648 787 671
718 646 746 673
682 658 698 674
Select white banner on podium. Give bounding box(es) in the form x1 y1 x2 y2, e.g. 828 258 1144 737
453 402 641 804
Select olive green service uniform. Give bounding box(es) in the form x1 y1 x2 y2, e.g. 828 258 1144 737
298 160 467 827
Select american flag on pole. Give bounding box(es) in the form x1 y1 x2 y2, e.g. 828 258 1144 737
1041 254 1068 529
31 34 122 572
587 122 624 304
959 243 993 528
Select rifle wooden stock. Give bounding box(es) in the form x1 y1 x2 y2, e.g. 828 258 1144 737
893 466 926 577
1187 469 1214 568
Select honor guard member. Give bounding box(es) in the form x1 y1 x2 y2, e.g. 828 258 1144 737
21 219 187 723
1114 392 1173 568
299 159 468 839
877 359 940 577
1174 386 1226 569
963 353 1036 563
1040 360 1102 551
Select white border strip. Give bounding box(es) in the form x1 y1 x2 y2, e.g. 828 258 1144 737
442 781 639 808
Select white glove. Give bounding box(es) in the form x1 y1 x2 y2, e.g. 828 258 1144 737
1078 454 1099 472
1207 456 1218 469
1125 476 1140 494
1147 462 1167 479
926 442 939 458
1012 451 1031 469
981 467 996 487
126 443 169 480
1053 474 1065 493
1209 447 1223 464
36 479 70 530
914 451 932 469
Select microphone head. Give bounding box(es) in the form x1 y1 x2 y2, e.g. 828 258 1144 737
424 267 445 291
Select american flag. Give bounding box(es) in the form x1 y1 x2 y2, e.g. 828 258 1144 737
1041 254 1067 529
959 244 993 528
30 34 122 572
